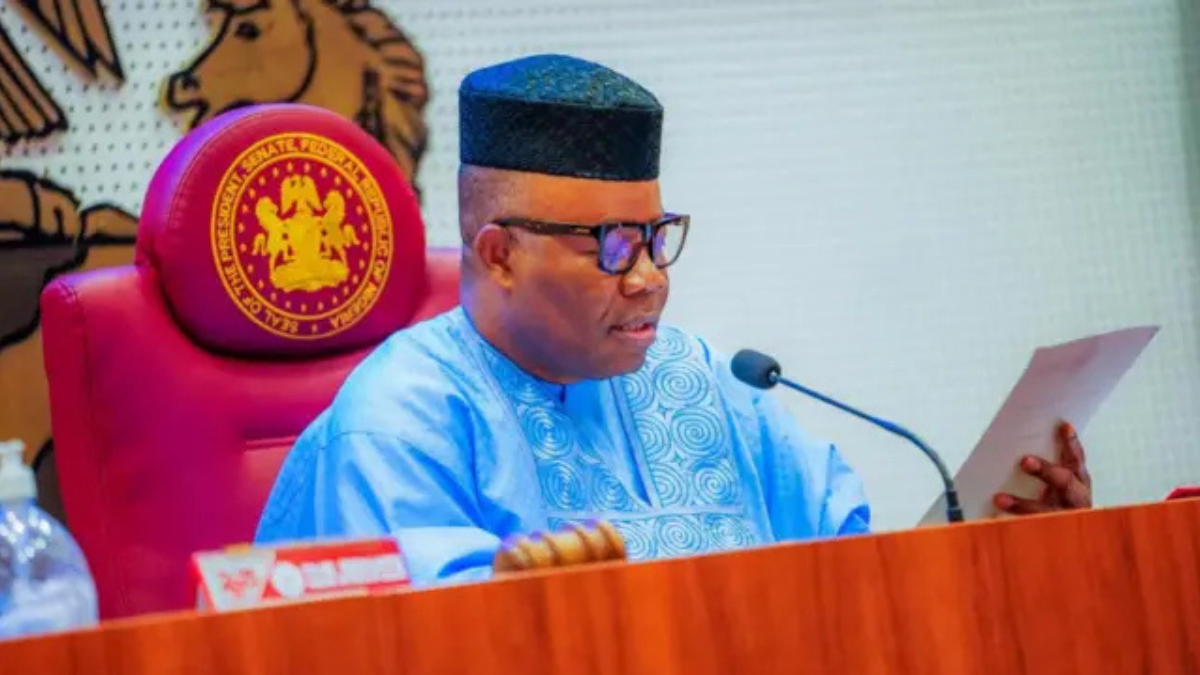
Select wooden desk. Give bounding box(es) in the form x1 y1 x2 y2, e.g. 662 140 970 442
1 499 1198 674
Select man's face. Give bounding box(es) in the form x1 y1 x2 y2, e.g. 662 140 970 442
500 173 670 383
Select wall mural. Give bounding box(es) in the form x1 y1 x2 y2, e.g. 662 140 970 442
0 20 67 142
0 0 428 523
163 0 429 182
0 171 137 516
13 0 124 81
0 0 131 502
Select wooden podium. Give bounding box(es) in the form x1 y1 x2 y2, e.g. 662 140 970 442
1 499 1198 674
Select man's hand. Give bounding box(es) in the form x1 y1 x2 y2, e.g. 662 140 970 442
993 421 1092 515
493 521 626 574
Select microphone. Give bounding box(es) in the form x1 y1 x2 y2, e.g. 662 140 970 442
731 349 964 524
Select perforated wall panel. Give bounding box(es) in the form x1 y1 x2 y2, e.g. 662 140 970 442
2 0 1197 530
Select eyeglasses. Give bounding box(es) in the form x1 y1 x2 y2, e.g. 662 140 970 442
493 213 690 275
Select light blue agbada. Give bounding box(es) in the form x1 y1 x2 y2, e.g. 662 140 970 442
255 308 870 585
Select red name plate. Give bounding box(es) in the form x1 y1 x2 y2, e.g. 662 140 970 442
191 538 411 612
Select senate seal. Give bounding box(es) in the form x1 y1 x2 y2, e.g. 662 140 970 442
210 132 393 339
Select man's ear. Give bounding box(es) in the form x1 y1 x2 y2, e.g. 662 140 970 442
471 224 515 289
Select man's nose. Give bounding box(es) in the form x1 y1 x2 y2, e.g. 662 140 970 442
620 247 667 295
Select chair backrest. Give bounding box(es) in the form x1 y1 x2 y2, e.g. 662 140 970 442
39 103 460 620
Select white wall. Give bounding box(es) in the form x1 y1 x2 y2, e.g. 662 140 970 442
3 0 1198 530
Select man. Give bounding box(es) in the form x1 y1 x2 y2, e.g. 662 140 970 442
255 54 1091 585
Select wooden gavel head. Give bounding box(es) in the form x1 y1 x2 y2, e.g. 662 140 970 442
492 521 627 574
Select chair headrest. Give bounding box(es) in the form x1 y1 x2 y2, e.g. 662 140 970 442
137 103 428 357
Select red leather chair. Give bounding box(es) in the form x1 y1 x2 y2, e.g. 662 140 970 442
39 103 460 620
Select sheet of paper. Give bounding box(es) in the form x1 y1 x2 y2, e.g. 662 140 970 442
920 325 1159 525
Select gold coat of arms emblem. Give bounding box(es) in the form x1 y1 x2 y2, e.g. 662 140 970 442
210 132 393 339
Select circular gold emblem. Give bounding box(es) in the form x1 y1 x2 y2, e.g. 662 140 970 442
211 133 393 339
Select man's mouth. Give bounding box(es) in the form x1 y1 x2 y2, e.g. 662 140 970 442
610 318 658 344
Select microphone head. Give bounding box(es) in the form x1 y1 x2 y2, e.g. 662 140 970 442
731 349 782 389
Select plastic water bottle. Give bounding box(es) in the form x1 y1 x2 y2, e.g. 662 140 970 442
0 440 97 640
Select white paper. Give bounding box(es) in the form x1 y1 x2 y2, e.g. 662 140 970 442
920 325 1159 525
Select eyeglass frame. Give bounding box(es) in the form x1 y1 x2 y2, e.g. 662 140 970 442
491 212 691 275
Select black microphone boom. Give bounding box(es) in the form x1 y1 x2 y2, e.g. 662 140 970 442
731 348 964 524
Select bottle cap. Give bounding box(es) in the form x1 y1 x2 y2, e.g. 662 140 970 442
0 439 36 502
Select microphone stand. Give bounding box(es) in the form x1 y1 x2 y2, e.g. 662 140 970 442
769 371 965 524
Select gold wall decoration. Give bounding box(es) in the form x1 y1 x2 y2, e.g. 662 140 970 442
12 0 124 81
0 22 67 142
163 0 429 182
0 170 138 469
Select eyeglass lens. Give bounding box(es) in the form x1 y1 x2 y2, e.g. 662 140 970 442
599 221 686 273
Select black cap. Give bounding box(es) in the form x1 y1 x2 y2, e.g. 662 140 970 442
459 54 663 182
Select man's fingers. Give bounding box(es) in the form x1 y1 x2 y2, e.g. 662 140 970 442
1037 482 1062 509
994 493 1053 515
1021 456 1092 508
1021 455 1075 491
1058 421 1090 486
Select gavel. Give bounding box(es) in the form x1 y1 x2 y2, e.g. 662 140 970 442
492 520 627 574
